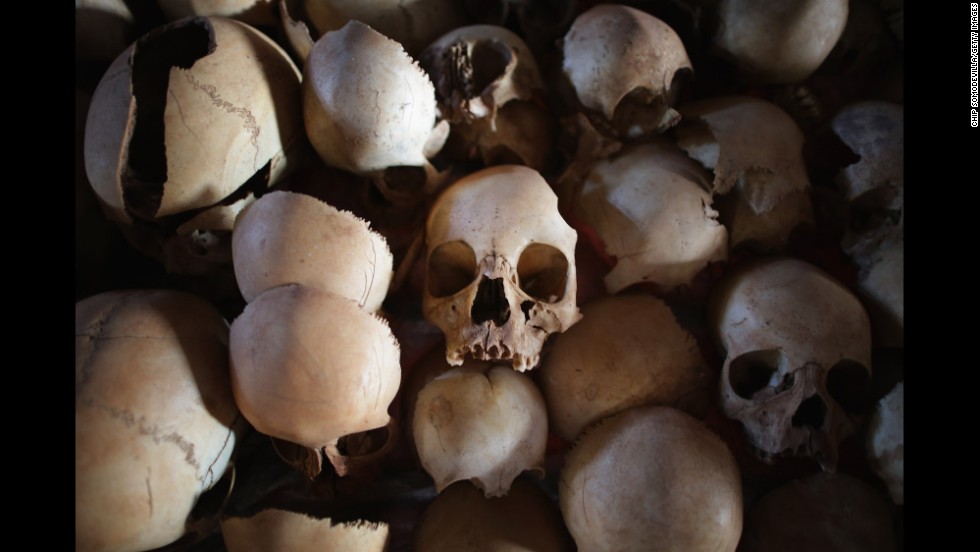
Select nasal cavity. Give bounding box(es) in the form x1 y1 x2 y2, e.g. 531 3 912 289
471 277 510 326
792 395 827 429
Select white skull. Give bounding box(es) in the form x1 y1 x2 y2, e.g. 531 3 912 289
570 140 728 294
423 165 581 371
709 258 872 471
303 20 449 204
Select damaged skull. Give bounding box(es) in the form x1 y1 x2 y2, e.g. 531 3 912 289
561 3 693 138
709 258 872 471
84 16 304 274
423 165 581 371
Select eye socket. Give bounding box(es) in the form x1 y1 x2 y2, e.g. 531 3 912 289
516 244 569 302
826 359 871 415
469 40 512 96
728 350 784 400
427 241 477 298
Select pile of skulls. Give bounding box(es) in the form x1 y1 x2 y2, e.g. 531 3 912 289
76 1 903 551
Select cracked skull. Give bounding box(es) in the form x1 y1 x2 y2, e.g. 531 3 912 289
83 16 303 274
423 165 581 371
709 258 872 471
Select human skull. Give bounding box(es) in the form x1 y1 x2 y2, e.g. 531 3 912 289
569 140 727 294
423 165 581 371
445 99 555 171
709 258 872 471
560 406 743 552
831 101 904 233
845 226 903 347
156 0 278 26
561 3 693 138
420 24 552 171
303 20 449 205
712 0 849 85
539 293 713 442
85 16 302 226
231 190 393 312
412 364 547 497
83 16 304 273
420 24 544 125
676 96 814 251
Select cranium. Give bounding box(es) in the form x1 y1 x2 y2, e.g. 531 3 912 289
420 24 544 125
676 96 814 251
709 258 872 471
569 140 728 294
303 20 449 206
420 24 553 171
84 16 304 273
712 0 849 85
561 3 693 138
423 165 581 371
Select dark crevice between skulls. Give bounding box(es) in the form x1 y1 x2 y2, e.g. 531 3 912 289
375 166 428 208
122 17 216 221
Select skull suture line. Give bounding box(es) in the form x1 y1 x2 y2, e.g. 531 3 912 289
709 258 872 471
424 165 581 372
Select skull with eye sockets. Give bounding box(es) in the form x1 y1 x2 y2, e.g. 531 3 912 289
709 257 872 471
423 165 581 372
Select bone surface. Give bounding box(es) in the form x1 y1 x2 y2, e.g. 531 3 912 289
232 190 393 311
421 24 544 125
303 20 445 175
831 101 904 206
712 0 849 85
229 284 401 450
539 293 713 441
570 140 727 293
677 96 814 251
85 16 303 224
560 406 742 552
221 508 389 552
76 290 241 552
413 364 547 497
415 478 571 551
